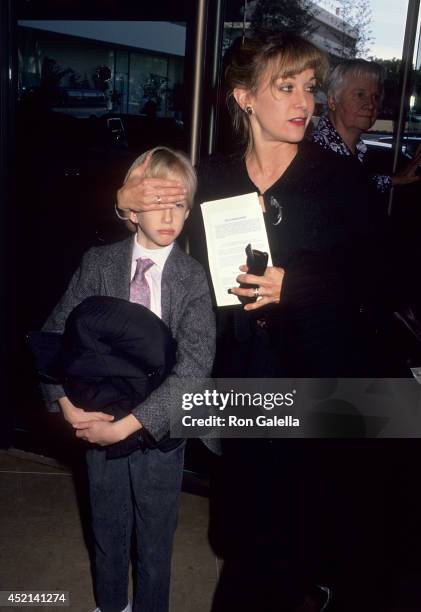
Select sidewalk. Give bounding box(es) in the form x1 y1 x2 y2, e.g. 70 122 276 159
0 449 219 611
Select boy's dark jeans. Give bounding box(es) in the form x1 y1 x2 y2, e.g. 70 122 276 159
86 442 185 612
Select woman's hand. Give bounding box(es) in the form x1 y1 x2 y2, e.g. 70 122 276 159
392 144 421 186
116 152 188 214
230 265 285 311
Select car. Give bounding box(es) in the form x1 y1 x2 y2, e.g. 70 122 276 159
363 133 421 159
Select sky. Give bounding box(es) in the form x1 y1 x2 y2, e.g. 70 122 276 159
368 0 411 60
318 0 417 59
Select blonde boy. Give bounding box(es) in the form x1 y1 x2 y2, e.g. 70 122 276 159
41 147 215 612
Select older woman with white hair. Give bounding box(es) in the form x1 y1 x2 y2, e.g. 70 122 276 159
311 58 421 192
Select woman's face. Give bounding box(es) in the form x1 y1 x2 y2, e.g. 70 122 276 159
236 67 317 145
329 76 381 134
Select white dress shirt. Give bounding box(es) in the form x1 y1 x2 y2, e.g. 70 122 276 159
131 236 173 319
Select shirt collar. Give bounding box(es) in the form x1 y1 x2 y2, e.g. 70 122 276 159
316 115 367 163
132 234 174 271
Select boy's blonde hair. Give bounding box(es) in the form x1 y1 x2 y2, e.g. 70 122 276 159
125 146 197 209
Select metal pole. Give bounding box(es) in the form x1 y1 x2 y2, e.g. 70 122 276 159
388 0 420 216
207 0 225 155
189 0 208 166
0 0 16 448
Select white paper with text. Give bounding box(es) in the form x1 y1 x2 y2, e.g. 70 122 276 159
201 192 272 307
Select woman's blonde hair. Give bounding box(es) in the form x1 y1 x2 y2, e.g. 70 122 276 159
125 146 197 209
225 30 329 146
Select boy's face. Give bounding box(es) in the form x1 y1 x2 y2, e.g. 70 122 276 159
134 204 189 249
129 173 190 250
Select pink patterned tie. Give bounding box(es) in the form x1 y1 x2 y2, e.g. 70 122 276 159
130 257 154 309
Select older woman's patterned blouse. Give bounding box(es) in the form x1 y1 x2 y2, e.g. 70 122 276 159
310 115 392 193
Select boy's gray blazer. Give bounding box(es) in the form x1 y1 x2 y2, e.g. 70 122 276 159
41 237 217 449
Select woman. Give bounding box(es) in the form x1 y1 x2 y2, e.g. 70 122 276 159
311 59 421 193
117 32 390 612
190 37 385 380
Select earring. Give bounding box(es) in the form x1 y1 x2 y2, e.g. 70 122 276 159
245 105 253 115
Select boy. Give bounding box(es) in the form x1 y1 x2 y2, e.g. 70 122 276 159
41 147 216 612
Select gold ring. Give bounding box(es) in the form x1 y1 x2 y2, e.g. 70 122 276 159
253 287 260 298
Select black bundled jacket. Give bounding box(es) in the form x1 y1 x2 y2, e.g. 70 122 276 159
29 296 180 458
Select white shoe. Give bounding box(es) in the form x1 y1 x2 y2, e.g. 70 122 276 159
92 603 131 612
317 585 331 611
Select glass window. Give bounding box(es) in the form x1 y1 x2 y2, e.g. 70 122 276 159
408 8 421 135
18 20 187 137
366 0 409 134
129 52 168 116
217 0 411 151
15 18 190 331
114 49 129 114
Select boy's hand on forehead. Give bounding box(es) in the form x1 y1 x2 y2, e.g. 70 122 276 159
117 152 188 213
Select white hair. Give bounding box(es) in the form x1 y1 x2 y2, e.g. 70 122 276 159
327 59 385 101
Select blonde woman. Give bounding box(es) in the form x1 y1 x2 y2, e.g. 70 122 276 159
117 33 391 612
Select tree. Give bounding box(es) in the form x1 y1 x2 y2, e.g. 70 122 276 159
249 0 316 36
373 57 421 118
370 57 401 118
67 70 82 89
39 57 72 106
335 0 374 58
93 65 111 93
